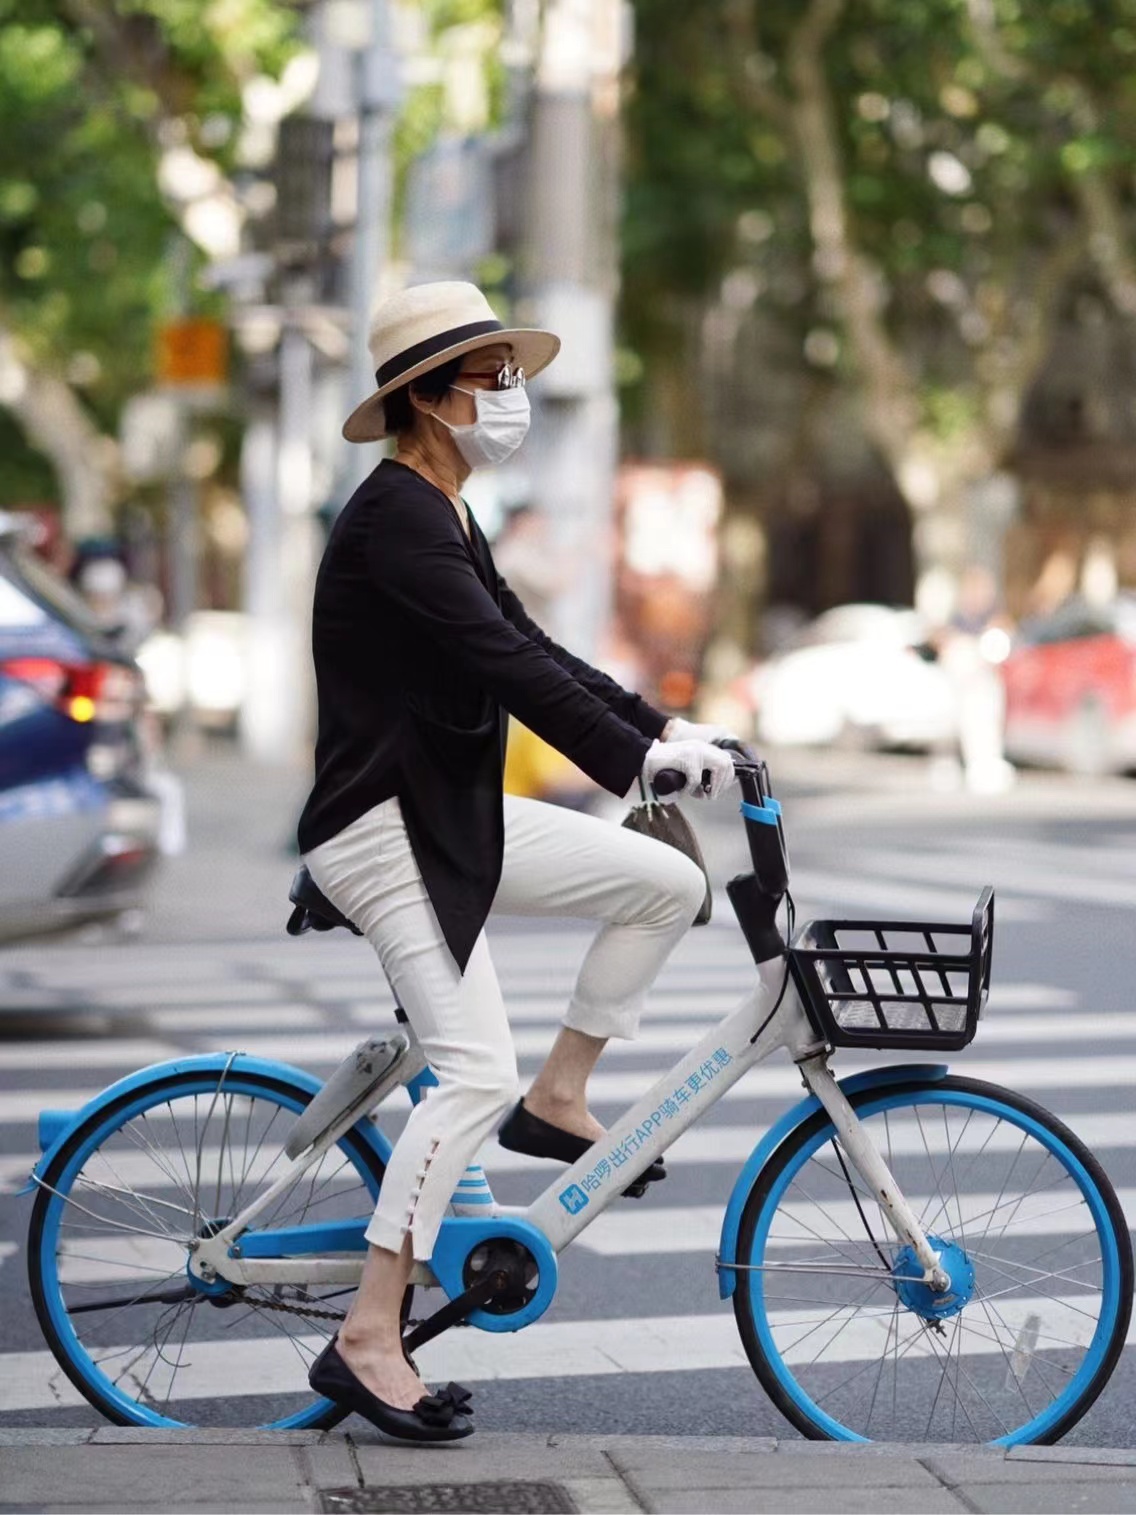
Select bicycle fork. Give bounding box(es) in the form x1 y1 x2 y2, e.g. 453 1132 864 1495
797 1053 952 1293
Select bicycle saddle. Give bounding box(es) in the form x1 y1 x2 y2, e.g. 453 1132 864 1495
286 865 363 937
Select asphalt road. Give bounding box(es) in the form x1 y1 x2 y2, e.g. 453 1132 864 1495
0 745 1133 1448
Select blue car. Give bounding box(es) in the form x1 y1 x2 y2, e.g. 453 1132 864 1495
0 516 163 943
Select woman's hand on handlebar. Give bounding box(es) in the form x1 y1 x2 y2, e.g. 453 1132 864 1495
642 738 738 802
662 715 741 745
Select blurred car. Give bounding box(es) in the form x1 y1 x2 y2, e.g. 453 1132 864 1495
0 514 164 943
738 603 956 750
1001 594 1136 776
135 610 248 732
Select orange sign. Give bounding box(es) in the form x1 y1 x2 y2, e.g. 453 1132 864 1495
156 319 228 387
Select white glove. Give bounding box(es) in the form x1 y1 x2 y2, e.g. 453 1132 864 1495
642 738 737 803
664 716 740 745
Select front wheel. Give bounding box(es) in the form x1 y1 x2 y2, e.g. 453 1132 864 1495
732 1076 1132 1445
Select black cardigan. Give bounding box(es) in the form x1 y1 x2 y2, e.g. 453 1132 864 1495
296 458 668 972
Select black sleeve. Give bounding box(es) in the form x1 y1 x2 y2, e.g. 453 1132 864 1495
496 571 669 742
366 497 653 798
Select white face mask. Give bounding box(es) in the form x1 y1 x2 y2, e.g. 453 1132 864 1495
435 384 531 469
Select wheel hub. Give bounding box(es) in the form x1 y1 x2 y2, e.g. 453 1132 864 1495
892 1236 974 1321
186 1217 238 1302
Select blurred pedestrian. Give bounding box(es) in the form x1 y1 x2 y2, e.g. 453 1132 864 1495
295 281 739 1442
931 564 1015 794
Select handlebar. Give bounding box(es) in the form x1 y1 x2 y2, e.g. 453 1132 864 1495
647 738 760 798
645 740 790 895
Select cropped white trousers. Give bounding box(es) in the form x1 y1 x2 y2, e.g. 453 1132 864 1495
301 791 706 1260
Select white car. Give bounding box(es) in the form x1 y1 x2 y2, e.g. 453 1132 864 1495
747 604 956 750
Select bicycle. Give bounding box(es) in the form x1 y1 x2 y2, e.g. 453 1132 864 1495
20 756 1133 1444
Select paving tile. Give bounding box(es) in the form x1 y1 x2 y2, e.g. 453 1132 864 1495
0 1445 312 1510
927 1453 1136 1485
559 1476 643 1514
613 1449 944 1491
1007 1445 1136 1468
961 1482 1136 1514
642 1489 968 1514
88 1426 326 1445
297 1438 359 1489
0 1428 93 1445
351 1434 612 1484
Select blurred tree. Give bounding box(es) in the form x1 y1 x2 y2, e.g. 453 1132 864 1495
0 0 300 534
623 0 1136 582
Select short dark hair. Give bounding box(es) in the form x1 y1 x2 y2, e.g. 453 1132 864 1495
382 356 465 438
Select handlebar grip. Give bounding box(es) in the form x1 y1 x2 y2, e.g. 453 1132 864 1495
650 768 688 797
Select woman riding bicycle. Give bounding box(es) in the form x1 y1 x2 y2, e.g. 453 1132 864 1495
296 281 738 1441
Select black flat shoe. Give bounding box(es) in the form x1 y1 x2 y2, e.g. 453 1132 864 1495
308 1336 474 1443
497 1099 666 1199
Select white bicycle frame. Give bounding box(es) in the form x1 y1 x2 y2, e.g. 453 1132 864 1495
190 953 952 1297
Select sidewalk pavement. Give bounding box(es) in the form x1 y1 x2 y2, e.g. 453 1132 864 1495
2 1429 1135 1515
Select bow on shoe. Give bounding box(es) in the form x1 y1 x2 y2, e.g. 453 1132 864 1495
413 1381 474 1427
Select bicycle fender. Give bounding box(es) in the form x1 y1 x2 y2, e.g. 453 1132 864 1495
716 1062 949 1299
14 1053 394 1197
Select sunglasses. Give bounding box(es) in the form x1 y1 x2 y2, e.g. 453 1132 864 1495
458 361 527 390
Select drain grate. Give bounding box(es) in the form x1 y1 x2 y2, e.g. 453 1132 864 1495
319 1483 577 1514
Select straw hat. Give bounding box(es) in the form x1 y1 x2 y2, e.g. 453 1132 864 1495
342 281 560 443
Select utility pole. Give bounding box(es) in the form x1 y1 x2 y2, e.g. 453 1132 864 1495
519 0 626 660
320 0 400 501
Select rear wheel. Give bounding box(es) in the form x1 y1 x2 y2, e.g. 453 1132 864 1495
29 1068 391 1428
732 1076 1132 1444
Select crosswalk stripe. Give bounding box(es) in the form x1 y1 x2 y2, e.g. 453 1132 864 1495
858 846 1136 912
1 1054 1130 1128
786 870 1048 923
3 1301 1132 1413
6 1108 1133 1194
82 982 290 1008
0 1040 175 1072
576 1189 1136 1257
146 1006 324 1032
344 983 1076 1027
42 1185 1135 1283
230 1010 1126 1068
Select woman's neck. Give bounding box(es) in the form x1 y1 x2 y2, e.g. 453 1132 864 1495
393 434 470 510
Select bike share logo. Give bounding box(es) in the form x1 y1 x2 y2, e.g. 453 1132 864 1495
559 1183 590 1215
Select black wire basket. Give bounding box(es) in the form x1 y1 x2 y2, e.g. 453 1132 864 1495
790 887 995 1051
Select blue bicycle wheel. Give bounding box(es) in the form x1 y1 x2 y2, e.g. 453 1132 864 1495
28 1068 388 1429
732 1076 1132 1444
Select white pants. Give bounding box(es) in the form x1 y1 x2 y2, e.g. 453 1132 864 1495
301 792 706 1260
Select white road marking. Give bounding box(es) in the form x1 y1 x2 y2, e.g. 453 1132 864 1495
2 1053 1133 1129
859 846 1136 913
7 1107 1134 1194
576 1189 1136 1257
0 1040 175 1071
145 1005 323 1032
2 1301 1132 1413
787 871 1048 923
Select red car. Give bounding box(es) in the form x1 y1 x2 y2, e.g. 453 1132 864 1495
1001 594 1136 776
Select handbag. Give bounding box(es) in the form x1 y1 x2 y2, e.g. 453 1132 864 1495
621 775 713 925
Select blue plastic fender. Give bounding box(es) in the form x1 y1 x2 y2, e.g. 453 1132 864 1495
717 1063 949 1299
15 1053 394 1197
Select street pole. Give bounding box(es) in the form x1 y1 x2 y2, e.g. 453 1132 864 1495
326 0 400 502
519 0 625 660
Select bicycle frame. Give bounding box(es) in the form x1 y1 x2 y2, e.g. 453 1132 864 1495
189 955 952 1299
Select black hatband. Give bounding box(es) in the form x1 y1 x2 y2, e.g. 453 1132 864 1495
376 319 504 389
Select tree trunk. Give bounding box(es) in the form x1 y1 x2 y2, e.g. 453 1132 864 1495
0 325 115 539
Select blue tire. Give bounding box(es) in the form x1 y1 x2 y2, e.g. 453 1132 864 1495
732 1076 1132 1444
28 1067 390 1429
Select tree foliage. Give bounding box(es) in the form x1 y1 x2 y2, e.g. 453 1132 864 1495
622 0 1136 517
0 0 300 506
